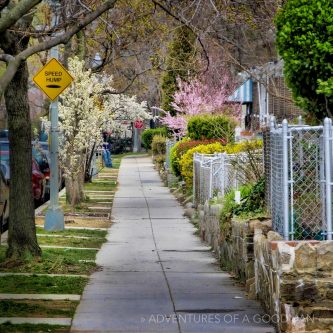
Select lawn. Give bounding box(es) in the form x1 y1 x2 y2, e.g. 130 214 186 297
0 153 133 331
83 180 117 192
0 323 70 333
0 247 97 274
35 227 107 238
0 300 78 318
0 275 88 294
37 235 105 248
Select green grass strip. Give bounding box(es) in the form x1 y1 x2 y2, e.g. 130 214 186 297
0 323 69 333
37 236 105 248
0 275 87 294
35 227 107 238
0 248 97 274
0 300 79 317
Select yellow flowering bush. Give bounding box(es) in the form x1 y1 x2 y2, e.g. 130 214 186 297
179 140 262 187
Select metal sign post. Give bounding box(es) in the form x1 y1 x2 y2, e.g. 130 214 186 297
32 1 73 231
45 3 63 231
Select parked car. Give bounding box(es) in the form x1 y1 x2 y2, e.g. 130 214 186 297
0 140 46 205
0 129 8 140
0 140 10 182
32 158 46 203
32 142 50 197
0 167 9 233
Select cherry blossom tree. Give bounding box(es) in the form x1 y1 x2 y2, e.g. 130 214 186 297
160 65 241 138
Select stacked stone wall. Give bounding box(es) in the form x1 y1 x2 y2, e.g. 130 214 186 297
197 201 333 332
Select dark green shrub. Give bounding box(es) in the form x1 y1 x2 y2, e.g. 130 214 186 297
161 26 196 115
152 135 166 155
276 0 333 120
141 128 167 150
187 115 236 143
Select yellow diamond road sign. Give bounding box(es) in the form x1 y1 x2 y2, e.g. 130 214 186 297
33 58 74 100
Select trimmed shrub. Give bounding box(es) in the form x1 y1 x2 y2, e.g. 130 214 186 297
153 154 166 171
179 140 262 187
141 127 167 150
170 138 226 177
187 115 237 143
152 135 166 155
180 142 225 186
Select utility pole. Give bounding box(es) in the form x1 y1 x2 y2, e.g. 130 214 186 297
44 0 64 231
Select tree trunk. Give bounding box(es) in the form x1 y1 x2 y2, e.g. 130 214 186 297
4 60 41 259
66 174 85 207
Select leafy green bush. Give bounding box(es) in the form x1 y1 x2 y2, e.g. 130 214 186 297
187 115 236 143
219 179 265 237
233 178 266 217
152 135 166 155
141 128 167 150
276 0 333 120
219 184 253 236
179 140 262 187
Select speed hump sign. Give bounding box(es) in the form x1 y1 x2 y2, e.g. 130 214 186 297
33 58 73 100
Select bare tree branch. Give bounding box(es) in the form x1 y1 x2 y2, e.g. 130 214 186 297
0 0 42 34
0 53 14 62
151 0 210 71
101 67 152 95
0 0 118 96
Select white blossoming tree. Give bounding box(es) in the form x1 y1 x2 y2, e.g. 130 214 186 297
59 57 102 206
59 57 151 206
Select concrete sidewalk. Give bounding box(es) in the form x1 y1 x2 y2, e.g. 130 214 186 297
71 156 275 333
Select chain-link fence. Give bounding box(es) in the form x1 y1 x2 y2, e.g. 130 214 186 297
262 127 271 214
265 118 333 241
193 152 262 207
165 139 176 171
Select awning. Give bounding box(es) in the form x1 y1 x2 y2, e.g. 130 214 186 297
228 79 253 103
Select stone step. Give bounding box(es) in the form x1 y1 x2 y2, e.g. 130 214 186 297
86 195 115 197
87 206 111 211
37 234 104 240
40 245 99 250
35 223 110 230
84 191 115 193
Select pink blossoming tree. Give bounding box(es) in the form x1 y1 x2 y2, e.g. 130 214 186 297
160 65 241 138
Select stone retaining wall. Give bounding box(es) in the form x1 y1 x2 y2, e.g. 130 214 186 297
198 201 333 332
198 203 270 290
255 230 333 332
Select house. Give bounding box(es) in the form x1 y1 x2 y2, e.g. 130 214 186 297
230 60 303 131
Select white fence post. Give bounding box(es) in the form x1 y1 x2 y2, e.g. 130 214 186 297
324 118 333 240
282 119 290 240
221 153 226 197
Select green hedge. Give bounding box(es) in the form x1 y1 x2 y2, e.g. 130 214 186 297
141 128 167 150
187 115 236 143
